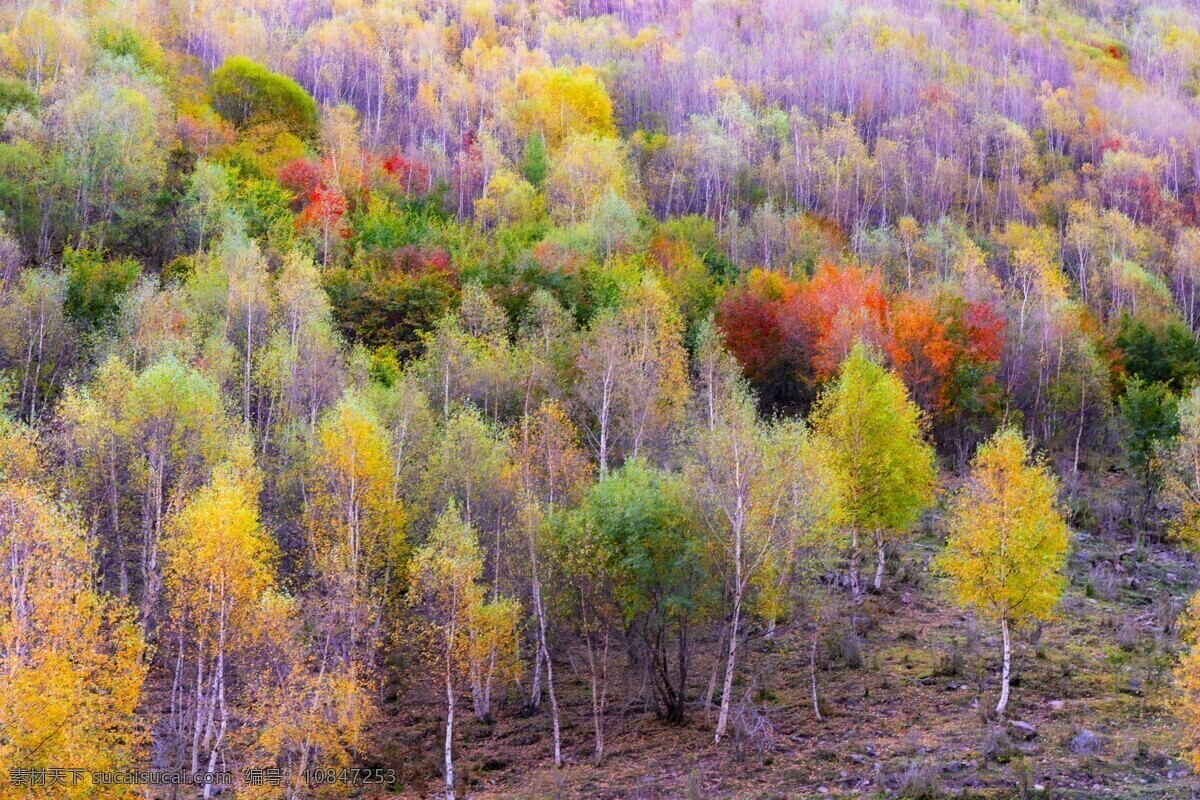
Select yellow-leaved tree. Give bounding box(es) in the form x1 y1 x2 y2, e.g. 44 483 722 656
306 393 407 667
1162 382 1200 548
476 168 543 229
1166 384 1200 771
235 589 372 800
409 504 519 800
164 455 275 793
511 399 592 768
938 428 1070 716
810 342 936 598
507 65 616 149
544 133 639 225
0 414 146 800
1175 593 1200 772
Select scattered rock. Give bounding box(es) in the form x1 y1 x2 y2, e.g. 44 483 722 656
1008 720 1038 740
1048 700 1065 711
1070 730 1101 755
1034 784 1045 792
944 761 961 774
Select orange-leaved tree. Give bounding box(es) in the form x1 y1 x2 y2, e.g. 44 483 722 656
800 264 890 380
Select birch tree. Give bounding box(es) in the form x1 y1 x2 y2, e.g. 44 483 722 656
0 415 146 800
410 505 518 800
576 277 689 472
164 460 274 794
938 428 1070 716
306 393 406 668
810 342 936 597
512 400 590 766
689 382 792 744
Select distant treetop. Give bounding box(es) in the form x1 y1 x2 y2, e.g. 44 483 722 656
210 56 319 140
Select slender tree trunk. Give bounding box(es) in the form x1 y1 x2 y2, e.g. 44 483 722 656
810 635 823 722
203 664 226 797
470 653 485 720
714 594 742 744
598 388 609 475
190 643 205 775
445 652 456 800
244 294 253 426
483 649 496 720
581 600 609 766
203 609 229 795
528 645 543 708
1073 378 1086 477
705 620 728 726
170 629 184 750
674 623 689 725
996 615 1011 717
541 635 562 768
594 631 609 765
200 651 219 766
873 531 886 593
849 528 861 601
531 563 561 766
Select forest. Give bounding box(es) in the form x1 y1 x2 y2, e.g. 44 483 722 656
2 0 1200 797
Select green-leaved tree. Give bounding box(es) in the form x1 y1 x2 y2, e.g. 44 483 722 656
810 342 936 597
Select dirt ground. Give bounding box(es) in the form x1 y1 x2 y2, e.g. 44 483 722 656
369 516 1199 800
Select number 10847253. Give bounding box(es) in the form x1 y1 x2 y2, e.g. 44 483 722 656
302 767 396 786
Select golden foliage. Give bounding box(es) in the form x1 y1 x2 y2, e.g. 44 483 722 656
0 465 146 799
508 65 616 149
939 427 1070 624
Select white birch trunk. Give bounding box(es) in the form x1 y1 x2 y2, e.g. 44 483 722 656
713 594 742 743
996 615 1011 717
873 532 886 593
